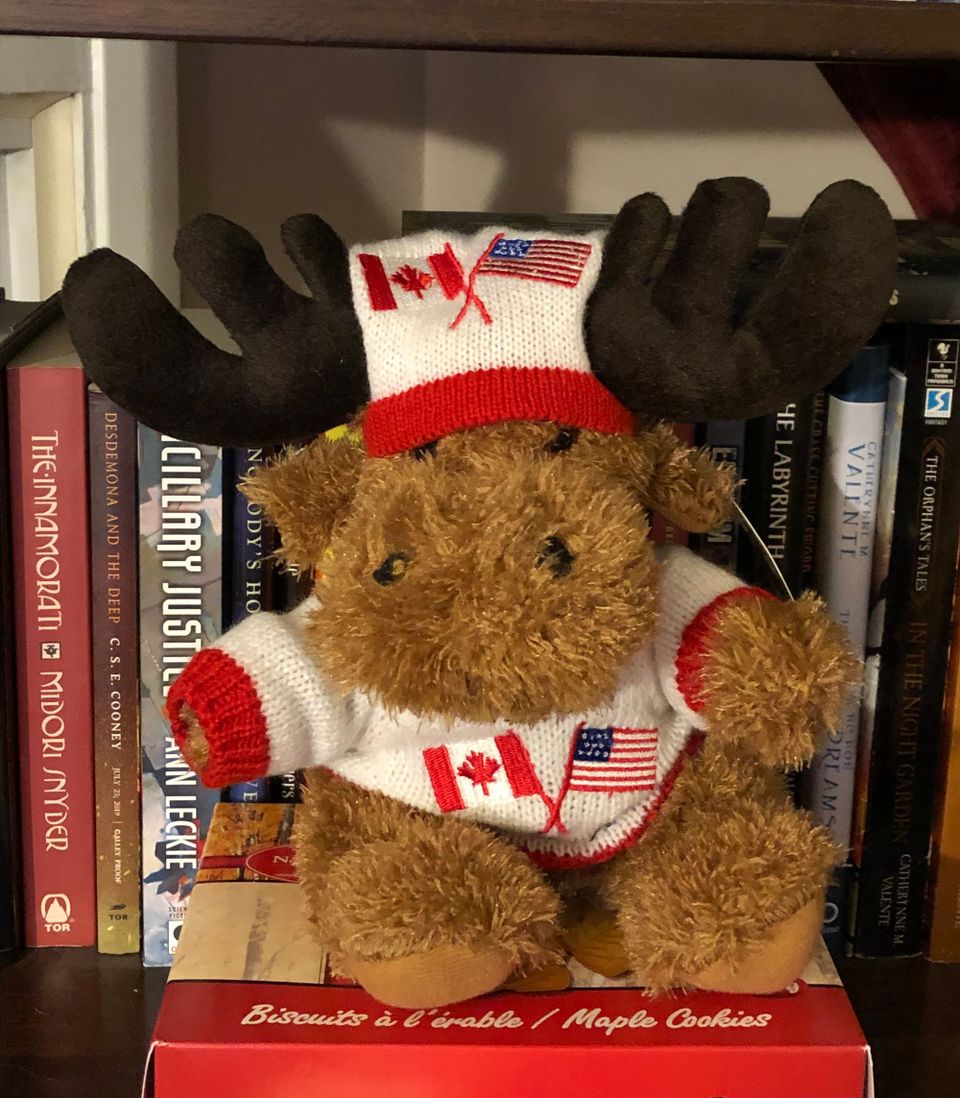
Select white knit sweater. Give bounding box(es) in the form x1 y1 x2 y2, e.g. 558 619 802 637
168 546 769 868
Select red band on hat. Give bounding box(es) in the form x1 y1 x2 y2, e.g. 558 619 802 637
363 366 635 457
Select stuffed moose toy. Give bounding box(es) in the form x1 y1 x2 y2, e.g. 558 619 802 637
63 177 896 1008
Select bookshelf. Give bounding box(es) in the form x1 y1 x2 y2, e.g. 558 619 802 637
0 0 958 61
1 7 960 1098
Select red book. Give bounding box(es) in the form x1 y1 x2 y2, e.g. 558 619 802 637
7 344 96 946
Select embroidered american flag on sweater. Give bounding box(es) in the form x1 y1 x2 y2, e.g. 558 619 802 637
568 725 659 794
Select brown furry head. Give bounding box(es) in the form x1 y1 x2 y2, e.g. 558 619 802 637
246 420 735 724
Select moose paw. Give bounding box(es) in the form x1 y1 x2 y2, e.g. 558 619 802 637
700 592 860 768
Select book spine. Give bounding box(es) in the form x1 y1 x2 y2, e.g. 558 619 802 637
223 447 277 804
692 419 745 571
274 568 312 615
847 367 907 957
927 575 960 961
88 389 141 953
7 365 96 946
139 427 223 966
807 348 890 956
739 397 814 596
268 771 302 803
852 329 960 957
223 447 277 630
0 358 20 950
887 274 960 326
799 390 827 592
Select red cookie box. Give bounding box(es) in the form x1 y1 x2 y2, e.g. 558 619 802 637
144 803 873 1098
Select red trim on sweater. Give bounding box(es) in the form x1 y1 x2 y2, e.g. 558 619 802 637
524 732 706 870
166 647 270 789
363 367 635 457
675 586 775 714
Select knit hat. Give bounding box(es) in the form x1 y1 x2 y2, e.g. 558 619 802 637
63 180 897 452
348 227 636 457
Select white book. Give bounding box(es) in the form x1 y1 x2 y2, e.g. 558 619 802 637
810 346 892 853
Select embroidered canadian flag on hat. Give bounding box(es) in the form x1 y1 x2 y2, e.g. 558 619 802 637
349 226 635 456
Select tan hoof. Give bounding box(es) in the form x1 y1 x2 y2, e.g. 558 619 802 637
501 960 572 993
348 942 514 1008
561 907 631 978
685 898 822 995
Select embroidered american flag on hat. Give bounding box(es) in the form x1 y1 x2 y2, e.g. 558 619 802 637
476 237 593 288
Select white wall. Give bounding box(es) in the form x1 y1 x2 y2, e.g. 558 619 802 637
87 39 179 300
422 54 911 219
0 36 178 300
177 44 425 302
176 48 910 285
0 36 88 96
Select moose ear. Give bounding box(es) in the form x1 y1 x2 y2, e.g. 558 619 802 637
241 433 363 573
636 424 736 534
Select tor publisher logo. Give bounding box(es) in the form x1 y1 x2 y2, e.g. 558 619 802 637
40 893 72 933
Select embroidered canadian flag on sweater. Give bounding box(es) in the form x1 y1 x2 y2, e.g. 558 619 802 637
167 546 771 868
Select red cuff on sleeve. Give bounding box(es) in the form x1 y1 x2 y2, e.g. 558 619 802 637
675 587 774 713
166 647 270 788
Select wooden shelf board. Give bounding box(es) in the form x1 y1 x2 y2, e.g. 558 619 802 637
0 948 167 1098
2 0 960 61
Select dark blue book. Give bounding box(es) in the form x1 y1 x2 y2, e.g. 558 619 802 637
222 448 278 804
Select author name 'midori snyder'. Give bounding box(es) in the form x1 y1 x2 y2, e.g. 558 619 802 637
239 1003 774 1034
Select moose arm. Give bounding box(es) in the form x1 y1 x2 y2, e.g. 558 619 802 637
654 546 858 768
654 545 771 728
166 597 364 788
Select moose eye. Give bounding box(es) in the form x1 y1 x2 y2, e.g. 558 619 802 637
410 441 438 461
373 552 410 586
546 427 580 454
537 535 575 578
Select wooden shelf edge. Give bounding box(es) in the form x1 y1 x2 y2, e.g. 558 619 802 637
2 0 960 61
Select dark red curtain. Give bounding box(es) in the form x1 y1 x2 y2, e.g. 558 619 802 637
820 62 960 223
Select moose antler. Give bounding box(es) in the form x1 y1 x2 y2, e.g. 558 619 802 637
586 178 897 421
62 214 367 446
